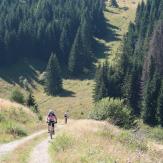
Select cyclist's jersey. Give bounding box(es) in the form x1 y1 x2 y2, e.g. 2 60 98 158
48 113 57 122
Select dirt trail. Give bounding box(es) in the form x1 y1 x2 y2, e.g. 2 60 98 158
29 139 50 163
28 124 64 163
0 130 46 158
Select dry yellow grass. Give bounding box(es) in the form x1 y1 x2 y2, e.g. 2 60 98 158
0 98 44 143
0 98 35 117
50 120 163 163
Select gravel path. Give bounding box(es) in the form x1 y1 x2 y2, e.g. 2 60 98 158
0 130 46 158
28 125 63 163
29 139 50 163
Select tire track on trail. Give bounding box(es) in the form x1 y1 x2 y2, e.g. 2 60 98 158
29 139 50 163
28 125 64 163
0 130 47 158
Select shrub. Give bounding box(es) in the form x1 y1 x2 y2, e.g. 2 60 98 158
31 104 39 113
90 98 135 128
5 122 27 137
51 133 74 152
117 131 148 151
10 89 25 104
0 113 5 122
38 113 43 121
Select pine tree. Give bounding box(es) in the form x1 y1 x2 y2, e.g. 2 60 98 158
158 81 163 127
93 63 108 101
68 28 82 76
80 14 93 68
59 23 71 66
107 66 119 97
45 53 62 95
143 71 161 126
128 66 141 116
110 0 119 8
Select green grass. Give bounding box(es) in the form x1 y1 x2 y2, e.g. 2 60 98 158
0 58 94 119
98 128 148 152
137 122 163 143
49 132 74 153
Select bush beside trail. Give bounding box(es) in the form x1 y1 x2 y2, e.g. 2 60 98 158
90 98 135 129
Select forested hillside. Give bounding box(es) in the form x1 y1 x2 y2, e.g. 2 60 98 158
94 0 163 127
0 0 104 76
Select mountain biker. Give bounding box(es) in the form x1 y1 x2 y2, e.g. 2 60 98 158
64 112 68 124
47 110 57 133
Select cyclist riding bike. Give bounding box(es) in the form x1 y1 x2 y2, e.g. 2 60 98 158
64 112 68 124
47 110 57 134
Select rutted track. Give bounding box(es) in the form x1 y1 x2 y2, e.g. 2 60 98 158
29 139 50 163
0 130 46 158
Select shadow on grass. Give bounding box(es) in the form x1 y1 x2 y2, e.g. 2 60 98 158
0 58 46 87
95 17 121 42
119 6 129 11
58 89 76 97
104 8 119 14
93 16 121 60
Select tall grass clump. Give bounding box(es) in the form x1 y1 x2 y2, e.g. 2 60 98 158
5 121 27 137
50 133 74 152
10 88 25 104
141 124 163 143
117 131 148 151
90 98 135 129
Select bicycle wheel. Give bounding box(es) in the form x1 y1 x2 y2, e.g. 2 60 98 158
50 124 53 139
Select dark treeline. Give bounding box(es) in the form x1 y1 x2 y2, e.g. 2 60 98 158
94 0 163 126
0 0 104 76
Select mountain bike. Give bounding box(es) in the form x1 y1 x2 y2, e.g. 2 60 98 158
48 121 55 139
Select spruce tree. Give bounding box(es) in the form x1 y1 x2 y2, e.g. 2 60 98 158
121 68 141 115
158 81 163 127
93 64 108 101
59 23 71 66
80 14 93 68
45 53 62 95
110 0 119 8
143 71 161 126
68 28 82 76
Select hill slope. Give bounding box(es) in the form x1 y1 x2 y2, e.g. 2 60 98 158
0 0 140 118
0 98 42 143
49 120 163 162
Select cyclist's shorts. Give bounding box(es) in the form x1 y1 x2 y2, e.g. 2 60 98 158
48 121 55 127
